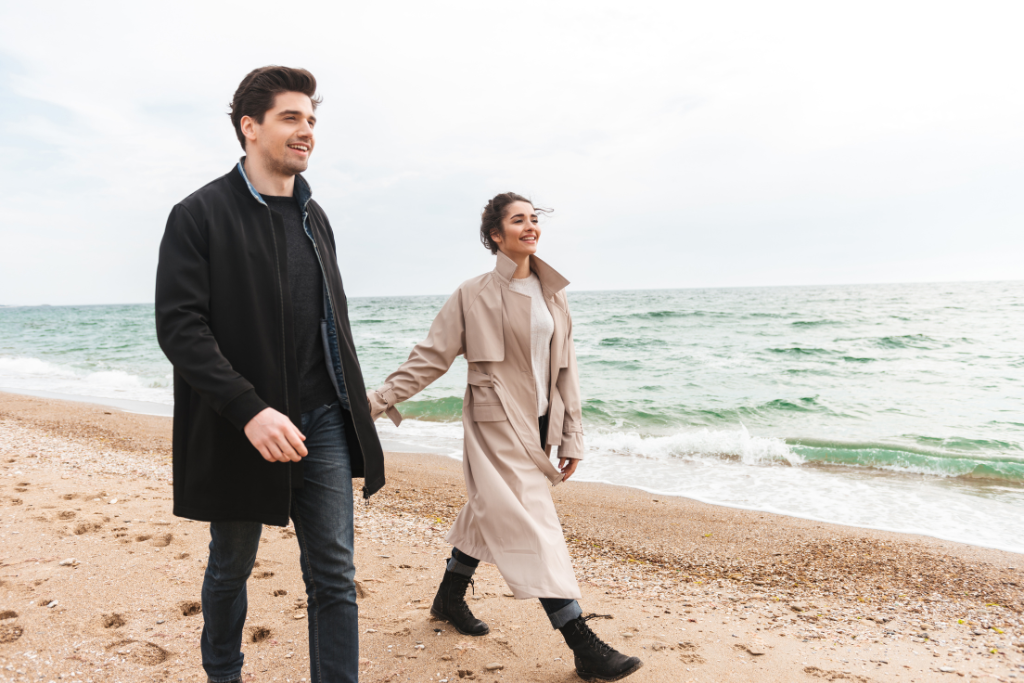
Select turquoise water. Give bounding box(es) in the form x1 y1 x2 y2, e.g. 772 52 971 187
2 280 1022 552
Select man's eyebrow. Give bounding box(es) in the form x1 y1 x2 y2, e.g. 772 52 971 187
278 109 316 123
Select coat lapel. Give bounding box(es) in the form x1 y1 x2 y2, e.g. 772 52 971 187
492 252 573 409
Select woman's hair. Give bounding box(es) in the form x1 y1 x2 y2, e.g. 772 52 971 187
479 192 552 254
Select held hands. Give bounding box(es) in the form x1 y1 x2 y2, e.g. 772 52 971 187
244 408 308 463
558 457 580 482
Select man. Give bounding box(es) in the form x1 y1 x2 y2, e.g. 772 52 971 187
155 66 384 683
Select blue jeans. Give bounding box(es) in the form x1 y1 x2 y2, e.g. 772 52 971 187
201 402 358 683
447 548 582 629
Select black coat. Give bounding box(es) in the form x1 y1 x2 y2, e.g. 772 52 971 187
155 163 385 526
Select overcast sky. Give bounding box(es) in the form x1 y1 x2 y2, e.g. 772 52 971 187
1 1 1021 305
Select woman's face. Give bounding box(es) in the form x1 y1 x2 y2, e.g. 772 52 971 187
492 201 541 259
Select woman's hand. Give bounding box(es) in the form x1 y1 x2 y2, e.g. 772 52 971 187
558 457 580 482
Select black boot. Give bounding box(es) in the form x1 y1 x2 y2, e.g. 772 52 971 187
558 614 643 682
430 569 489 636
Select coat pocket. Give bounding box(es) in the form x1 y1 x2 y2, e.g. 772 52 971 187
467 370 507 422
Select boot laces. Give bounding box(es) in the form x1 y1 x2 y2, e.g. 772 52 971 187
448 574 476 616
576 613 614 655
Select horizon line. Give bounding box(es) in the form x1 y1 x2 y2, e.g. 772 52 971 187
1 277 1020 308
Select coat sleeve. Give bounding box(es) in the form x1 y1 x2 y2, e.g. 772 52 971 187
155 203 268 431
554 303 586 460
369 287 466 426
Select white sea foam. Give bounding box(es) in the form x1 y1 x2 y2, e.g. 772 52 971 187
585 425 803 466
368 417 1024 554
0 355 173 406
0 356 73 377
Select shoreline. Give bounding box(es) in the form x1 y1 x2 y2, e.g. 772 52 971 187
0 387 174 417
5 387 1019 556
1 390 1023 681
1 389 1021 564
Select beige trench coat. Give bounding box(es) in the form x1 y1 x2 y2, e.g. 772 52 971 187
369 252 585 599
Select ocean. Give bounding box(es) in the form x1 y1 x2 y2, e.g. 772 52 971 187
2 280 1022 553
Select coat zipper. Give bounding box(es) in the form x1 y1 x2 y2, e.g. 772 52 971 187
303 205 370 498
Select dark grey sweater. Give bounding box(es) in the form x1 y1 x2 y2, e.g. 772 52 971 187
264 194 338 413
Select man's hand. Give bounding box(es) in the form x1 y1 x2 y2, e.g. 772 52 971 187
558 457 580 482
244 408 308 463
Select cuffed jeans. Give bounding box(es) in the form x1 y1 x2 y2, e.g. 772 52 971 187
201 402 358 683
447 548 583 629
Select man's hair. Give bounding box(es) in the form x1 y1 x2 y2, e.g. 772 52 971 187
480 192 551 254
229 66 322 150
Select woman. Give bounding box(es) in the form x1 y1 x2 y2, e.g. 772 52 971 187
367 193 643 681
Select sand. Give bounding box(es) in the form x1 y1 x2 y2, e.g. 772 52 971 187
0 390 1022 683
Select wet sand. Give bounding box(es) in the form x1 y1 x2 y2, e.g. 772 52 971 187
1 390 1022 682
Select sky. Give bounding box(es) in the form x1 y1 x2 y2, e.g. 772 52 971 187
0 1 1022 305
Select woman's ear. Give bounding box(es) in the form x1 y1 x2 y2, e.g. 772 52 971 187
490 228 503 246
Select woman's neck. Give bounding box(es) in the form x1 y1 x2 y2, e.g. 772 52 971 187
503 250 533 279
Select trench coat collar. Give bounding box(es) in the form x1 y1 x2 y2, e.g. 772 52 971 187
493 251 570 298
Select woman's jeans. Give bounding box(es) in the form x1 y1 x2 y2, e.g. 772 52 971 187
200 402 358 683
446 548 582 628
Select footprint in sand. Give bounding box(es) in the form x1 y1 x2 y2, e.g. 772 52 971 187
803 666 871 682
176 552 190 560
105 639 170 665
135 534 153 542
102 613 127 628
151 533 173 548
0 624 23 644
0 610 17 620
249 626 272 643
58 510 76 520
254 571 274 579
733 643 767 656
62 493 78 500
75 522 101 535
273 589 288 597
675 642 705 664
179 601 201 617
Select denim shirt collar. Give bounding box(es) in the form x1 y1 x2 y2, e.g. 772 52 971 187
236 157 313 211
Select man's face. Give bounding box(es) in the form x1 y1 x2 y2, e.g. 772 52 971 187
241 91 316 177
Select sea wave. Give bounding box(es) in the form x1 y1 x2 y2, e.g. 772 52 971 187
766 347 832 356
586 426 803 466
0 356 71 377
0 355 172 404
398 396 464 422
791 441 1024 483
581 395 844 428
584 428 1024 483
791 319 843 327
875 334 938 349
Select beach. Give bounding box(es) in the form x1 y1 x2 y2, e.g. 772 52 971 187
1 391 1022 682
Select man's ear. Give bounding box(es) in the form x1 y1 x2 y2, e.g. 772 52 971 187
240 115 258 147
